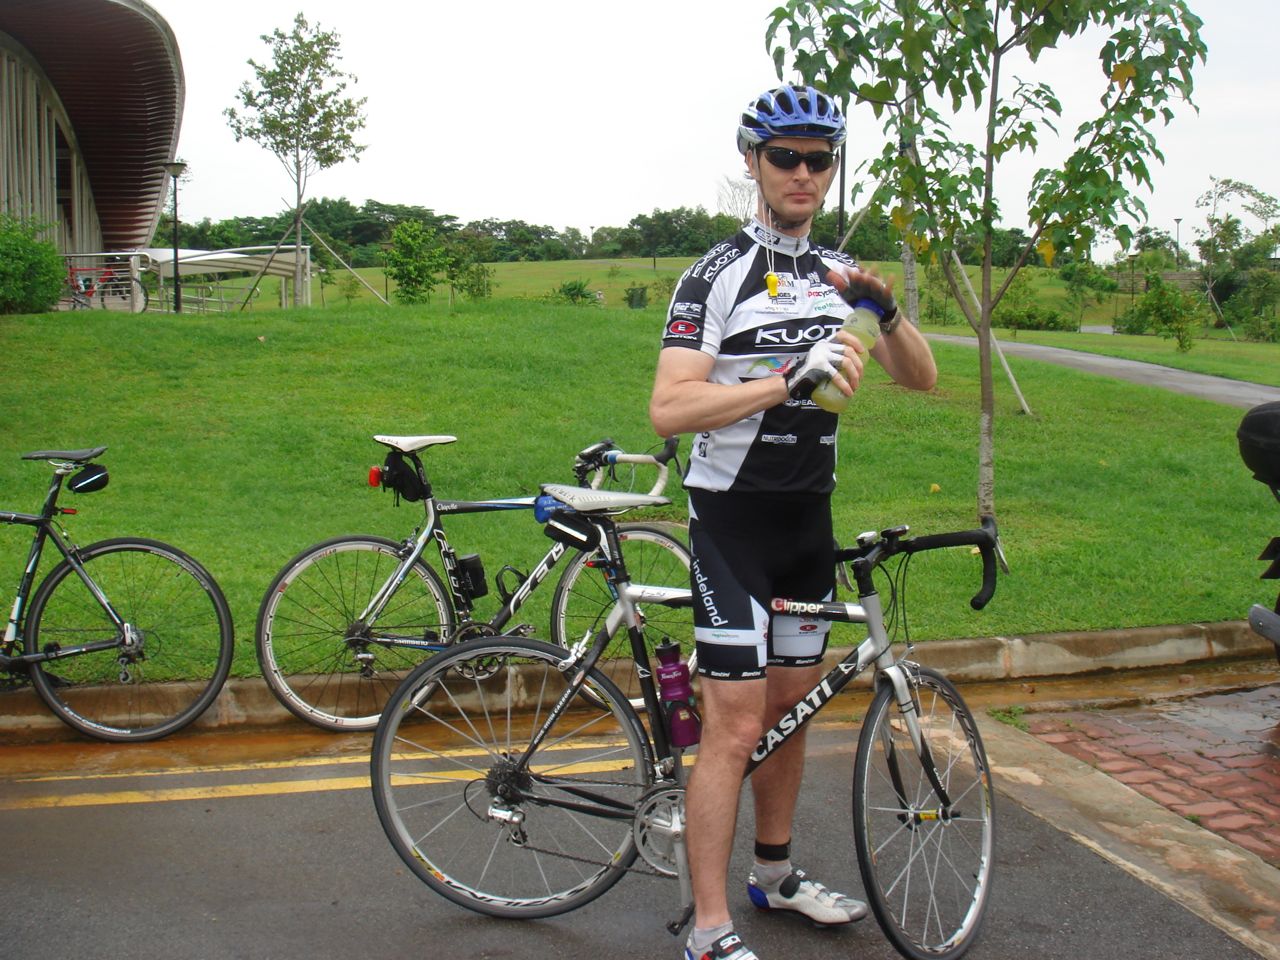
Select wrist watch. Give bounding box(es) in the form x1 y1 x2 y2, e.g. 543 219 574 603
879 306 901 336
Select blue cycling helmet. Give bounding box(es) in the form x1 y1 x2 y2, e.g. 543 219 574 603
737 84 847 154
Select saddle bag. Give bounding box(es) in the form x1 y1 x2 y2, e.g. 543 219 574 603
1239 401 1280 488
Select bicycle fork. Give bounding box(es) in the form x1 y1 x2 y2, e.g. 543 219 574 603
878 660 954 815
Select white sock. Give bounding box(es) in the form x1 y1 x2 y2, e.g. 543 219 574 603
752 858 792 889
688 922 734 956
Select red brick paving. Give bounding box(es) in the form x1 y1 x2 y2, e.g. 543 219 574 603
1026 683 1280 869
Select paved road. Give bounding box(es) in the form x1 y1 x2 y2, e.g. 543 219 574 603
929 333 1280 409
0 697 1270 960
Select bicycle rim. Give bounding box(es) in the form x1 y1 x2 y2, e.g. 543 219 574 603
26 539 234 742
550 524 694 707
853 666 995 960
256 536 455 731
371 637 652 919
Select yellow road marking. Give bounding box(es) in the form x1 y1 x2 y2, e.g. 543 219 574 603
0 758 637 811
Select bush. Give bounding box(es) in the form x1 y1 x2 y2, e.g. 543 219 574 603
0 216 63 314
555 279 596 305
624 286 649 309
991 269 1073 334
1117 273 1205 351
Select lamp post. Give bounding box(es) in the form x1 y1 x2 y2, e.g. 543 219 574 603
1174 217 1182 270
162 160 187 312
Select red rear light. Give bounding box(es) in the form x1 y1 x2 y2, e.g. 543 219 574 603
368 466 383 487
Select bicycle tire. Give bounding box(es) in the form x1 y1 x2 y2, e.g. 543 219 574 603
549 523 694 707
255 534 455 731
371 636 653 919
853 665 995 960
25 537 234 742
97 276 148 313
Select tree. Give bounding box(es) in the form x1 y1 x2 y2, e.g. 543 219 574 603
767 0 1206 517
225 13 367 306
718 174 757 222
1194 177 1279 315
385 221 448 304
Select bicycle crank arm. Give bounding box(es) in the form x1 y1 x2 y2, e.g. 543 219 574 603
666 902 694 937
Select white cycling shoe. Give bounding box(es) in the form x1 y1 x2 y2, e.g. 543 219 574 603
747 868 868 926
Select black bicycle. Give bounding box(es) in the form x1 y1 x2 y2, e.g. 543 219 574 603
371 483 1006 960
0 447 234 741
255 435 692 731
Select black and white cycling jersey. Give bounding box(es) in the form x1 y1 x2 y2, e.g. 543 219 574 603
661 219 860 495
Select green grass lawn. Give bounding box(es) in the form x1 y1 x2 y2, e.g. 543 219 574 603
2 297 1275 679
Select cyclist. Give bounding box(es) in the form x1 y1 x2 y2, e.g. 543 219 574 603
649 83 937 960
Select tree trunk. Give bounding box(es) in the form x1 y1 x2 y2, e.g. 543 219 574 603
901 238 919 326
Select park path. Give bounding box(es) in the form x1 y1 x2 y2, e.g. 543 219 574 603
929 332 1280 409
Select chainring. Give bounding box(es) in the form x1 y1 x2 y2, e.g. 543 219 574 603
633 784 686 877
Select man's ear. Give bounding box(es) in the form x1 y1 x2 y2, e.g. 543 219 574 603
745 150 758 181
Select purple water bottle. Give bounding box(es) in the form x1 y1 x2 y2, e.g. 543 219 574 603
655 641 701 747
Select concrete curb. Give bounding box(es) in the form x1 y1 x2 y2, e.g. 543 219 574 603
1 620 1272 742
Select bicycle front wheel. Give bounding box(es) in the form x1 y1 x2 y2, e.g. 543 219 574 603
550 523 693 706
372 636 653 919
25 538 234 742
853 665 995 960
256 535 455 731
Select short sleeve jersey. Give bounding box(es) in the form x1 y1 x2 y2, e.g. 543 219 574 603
661 219 860 495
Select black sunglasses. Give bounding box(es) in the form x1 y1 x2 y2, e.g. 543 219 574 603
759 146 838 173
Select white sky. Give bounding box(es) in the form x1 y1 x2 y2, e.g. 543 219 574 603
147 0 1279 259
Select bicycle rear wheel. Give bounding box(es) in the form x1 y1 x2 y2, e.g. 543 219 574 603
371 636 653 919
256 535 455 731
25 538 234 742
96 276 148 312
550 523 694 706
853 665 995 960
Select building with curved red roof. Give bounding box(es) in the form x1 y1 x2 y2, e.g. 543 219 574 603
0 0 182 254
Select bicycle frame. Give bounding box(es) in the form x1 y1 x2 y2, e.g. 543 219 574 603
506 518 1001 819
0 472 125 668
351 492 575 649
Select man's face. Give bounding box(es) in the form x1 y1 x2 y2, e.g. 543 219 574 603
746 136 838 230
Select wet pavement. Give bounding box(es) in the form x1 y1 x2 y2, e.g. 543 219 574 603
1025 683 1280 868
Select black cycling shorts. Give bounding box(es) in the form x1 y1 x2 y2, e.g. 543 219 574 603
687 488 835 681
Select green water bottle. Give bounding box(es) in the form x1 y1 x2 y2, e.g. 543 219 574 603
810 298 885 413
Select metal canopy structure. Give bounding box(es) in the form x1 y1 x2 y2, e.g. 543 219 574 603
0 0 182 252
138 247 309 282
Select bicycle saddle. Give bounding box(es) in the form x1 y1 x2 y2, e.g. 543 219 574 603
373 435 457 454
541 483 670 514
21 446 108 462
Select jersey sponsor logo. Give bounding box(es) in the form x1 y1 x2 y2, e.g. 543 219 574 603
755 321 842 346
820 433 836 445
690 242 742 283
761 433 798 445
818 247 857 267
672 301 704 319
748 221 783 246
666 318 701 337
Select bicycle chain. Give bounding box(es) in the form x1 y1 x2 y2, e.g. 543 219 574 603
503 778 679 880
510 835 673 879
